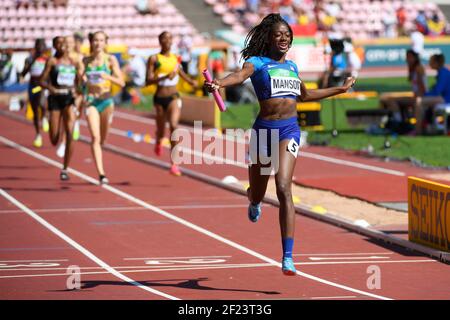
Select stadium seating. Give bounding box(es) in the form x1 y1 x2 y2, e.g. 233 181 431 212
0 0 205 49
205 0 448 40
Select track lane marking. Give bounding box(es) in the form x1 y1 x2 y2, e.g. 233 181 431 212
0 135 393 300
0 204 248 214
309 256 391 261
293 252 394 256
124 255 232 260
0 188 179 300
0 259 436 272
0 259 435 280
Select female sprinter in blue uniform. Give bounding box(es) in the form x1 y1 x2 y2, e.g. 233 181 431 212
205 14 355 275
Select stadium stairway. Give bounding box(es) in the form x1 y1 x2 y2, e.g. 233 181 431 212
170 0 230 37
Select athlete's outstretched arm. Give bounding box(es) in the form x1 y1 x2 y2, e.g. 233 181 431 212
298 76 356 102
178 67 197 87
21 57 32 78
204 62 254 91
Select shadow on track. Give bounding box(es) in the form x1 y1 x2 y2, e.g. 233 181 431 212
51 277 280 295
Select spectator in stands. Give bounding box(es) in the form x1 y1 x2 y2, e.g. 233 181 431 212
209 49 226 81
126 48 146 88
228 0 246 17
15 0 29 9
279 3 296 25
427 13 446 37
410 23 425 56
208 48 227 100
343 37 361 79
318 11 336 32
120 48 146 104
324 1 340 19
227 45 243 72
415 10 428 35
53 0 68 6
296 7 308 26
396 6 407 36
136 0 158 15
17 0 67 7
243 11 260 29
380 49 427 126
382 9 397 38
0 49 19 91
320 38 349 88
246 0 259 13
178 33 193 74
415 54 450 134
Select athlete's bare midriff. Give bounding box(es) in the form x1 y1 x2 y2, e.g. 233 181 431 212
258 98 297 120
155 85 178 98
86 85 111 100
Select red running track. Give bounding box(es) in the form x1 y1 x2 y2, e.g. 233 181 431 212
1 112 450 300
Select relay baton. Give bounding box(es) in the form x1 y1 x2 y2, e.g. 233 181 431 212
202 69 226 112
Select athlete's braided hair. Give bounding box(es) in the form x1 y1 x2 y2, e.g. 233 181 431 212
241 13 293 60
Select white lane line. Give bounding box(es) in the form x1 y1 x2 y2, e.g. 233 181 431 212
113 111 406 176
0 259 436 280
0 259 435 272
0 259 69 263
0 264 273 280
160 204 248 209
0 263 261 272
300 151 405 176
0 204 248 214
294 252 394 256
309 256 391 261
124 255 232 260
0 188 178 300
297 260 435 265
0 135 393 300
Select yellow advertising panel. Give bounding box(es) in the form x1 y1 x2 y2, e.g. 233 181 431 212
408 177 450 252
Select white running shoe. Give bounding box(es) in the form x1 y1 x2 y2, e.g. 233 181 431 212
42 117 49 133
33 134 43 148
56 143 65 158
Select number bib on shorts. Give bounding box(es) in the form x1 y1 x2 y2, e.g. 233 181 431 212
287 138 299 158
56 65 76 87
268 68 301 97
